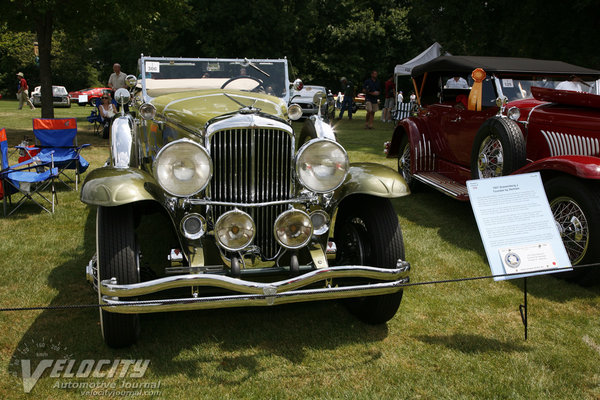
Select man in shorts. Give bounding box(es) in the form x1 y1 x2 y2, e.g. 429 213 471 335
363 70 380 129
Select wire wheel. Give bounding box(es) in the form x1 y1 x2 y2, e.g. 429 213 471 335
550 195 589 265
470 117 525 180
476 135 504 178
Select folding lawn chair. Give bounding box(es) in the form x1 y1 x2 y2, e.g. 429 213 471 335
31 118 90 190
86 98 104 136
0 128 58 217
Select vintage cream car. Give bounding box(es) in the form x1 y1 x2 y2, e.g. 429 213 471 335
81 56 411 347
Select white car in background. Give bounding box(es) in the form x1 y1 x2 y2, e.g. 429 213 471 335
290 85 335 120
30 85 71 108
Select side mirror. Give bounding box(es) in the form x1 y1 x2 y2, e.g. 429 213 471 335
114 88 131 105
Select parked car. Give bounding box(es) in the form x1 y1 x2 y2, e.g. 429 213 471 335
81 56 411 347
290 85 335 120
30 85 71 108
68 87 112 106
385 55 600 270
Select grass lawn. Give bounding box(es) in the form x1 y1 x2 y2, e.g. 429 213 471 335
0 99 599 399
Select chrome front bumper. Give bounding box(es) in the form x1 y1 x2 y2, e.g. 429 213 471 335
95 261 410 314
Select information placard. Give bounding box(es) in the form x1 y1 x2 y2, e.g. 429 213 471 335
467 172 572 280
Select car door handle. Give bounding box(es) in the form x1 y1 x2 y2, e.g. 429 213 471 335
450 116 462 123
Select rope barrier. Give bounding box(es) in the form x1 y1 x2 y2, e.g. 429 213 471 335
0 263 597 313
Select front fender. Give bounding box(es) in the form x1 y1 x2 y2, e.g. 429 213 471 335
332 162 410 206
80 167 163 207
514 155 600 180
386 118 427 158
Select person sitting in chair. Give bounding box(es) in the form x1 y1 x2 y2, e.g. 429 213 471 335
99 93 117 139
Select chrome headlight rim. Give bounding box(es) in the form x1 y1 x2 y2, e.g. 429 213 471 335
214 209 256 252
274 209 313 249
153 139 213 197
295 139 349 193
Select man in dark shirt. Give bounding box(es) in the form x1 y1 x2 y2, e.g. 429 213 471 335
337 77 354 120
363 70 380 129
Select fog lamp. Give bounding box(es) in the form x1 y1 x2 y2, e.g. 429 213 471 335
215 210 255 251
310 210 330 236
274 210 313 249
181 213 206 240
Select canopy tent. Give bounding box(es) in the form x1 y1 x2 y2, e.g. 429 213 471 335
411 55 600 77
394 42 449 76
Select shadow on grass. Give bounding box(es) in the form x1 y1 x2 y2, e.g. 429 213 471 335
414 333 530 354
392 189 485 256
8 206 391 387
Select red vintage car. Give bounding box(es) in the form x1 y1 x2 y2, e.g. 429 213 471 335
385 56 600 270
68 87 112 106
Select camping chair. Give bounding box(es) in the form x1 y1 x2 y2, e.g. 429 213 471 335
86 97 103 136
31 118 90 190
87 97 118 137
0 128 58 217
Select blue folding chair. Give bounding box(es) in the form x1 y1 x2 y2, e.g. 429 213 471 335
1 128 59 216
86 98 104 136
31 118 90 190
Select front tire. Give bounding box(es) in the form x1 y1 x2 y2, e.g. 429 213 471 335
334 195 405 324
97 205 140 348
545 176 600 282
470 117 526 179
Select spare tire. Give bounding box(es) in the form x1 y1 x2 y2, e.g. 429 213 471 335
470 116 526 179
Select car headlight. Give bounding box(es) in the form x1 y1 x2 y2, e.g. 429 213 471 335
288 104 303 120
139 103 157 120
274 209 313 249
296 139 349 193
154 139 212 197
215 210 255 251
507 106 521 121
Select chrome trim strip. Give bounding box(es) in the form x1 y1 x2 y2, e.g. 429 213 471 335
186 197 311 208
101 278 409 314
541 130 600 157
100 264 410 297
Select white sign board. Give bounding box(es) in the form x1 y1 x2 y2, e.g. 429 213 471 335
467 172 572 280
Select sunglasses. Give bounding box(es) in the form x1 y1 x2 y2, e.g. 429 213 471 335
102 97 109 100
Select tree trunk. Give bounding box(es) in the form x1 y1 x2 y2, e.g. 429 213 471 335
36 11 54 118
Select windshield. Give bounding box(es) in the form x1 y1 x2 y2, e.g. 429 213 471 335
139 57 290 101
497 76 599 101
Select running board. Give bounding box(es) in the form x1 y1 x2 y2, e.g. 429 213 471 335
413 172 469 200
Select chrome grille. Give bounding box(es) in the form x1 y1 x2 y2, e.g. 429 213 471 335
209 127 293 259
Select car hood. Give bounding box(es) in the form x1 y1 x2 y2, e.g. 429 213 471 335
150 89 288 126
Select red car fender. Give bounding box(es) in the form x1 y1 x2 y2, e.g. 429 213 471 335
513 155 600 180
386 118 428 158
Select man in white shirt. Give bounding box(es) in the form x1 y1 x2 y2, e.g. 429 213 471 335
108 63 128 111
556 76 584 92
446 76 469 89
